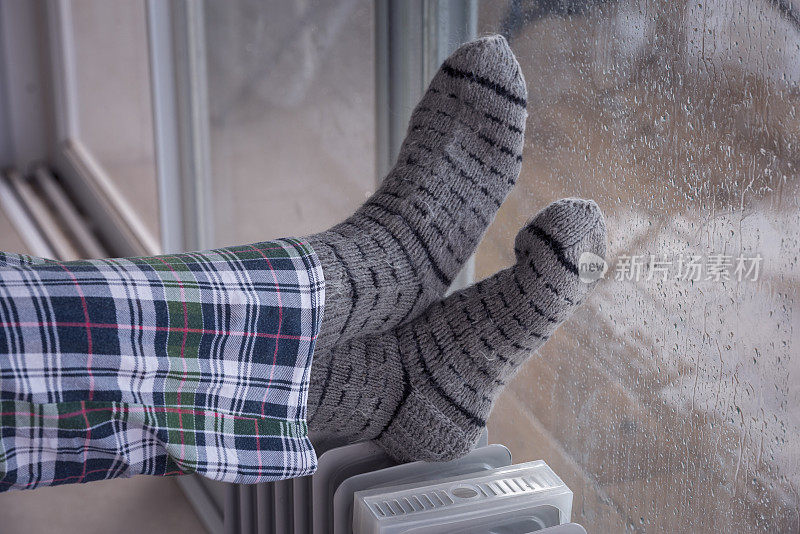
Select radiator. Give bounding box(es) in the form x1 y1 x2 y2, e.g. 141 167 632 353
179 431 584 534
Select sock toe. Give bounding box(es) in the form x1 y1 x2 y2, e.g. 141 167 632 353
525 198 605 250
441 34 527 107
514 198 607 301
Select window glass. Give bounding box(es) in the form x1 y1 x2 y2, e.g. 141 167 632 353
203 0 376 246
479 1 799 531
71 0 160 244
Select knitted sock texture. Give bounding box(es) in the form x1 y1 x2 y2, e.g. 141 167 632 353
307 35 527 354
308 199 607 462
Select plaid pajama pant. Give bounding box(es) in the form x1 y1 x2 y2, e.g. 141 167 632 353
0 239 325 491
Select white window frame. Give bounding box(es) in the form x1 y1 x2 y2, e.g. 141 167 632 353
45 0 160 256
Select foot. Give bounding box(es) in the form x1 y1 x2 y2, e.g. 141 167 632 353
306 35 527 353
308 199 607 462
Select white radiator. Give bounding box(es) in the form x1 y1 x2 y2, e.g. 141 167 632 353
180 431 584 534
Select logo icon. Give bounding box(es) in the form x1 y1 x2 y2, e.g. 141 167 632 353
578 251 607 283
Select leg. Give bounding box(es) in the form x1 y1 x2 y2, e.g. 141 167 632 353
308 199 606 461
307 35 528 353
0 240 323 490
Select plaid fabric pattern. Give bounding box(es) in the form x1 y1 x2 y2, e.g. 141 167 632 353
0 239 324 491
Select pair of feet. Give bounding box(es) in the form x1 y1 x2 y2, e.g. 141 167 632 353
304 36 606 462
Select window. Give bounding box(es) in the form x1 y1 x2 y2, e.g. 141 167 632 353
203 0 376 246
479 1 800 531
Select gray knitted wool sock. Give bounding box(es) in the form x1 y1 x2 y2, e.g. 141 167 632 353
307 35 527 353
308 199 606 462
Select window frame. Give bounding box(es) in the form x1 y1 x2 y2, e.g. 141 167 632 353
45 0 160 256
148 1 477 530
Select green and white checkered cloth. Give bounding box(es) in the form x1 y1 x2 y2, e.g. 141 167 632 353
0 239 324 491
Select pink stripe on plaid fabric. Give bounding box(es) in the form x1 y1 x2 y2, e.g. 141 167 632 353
79 401 91 483
57 262 95 401
1 405 283 421
0 322 316 341
249 244 283 417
